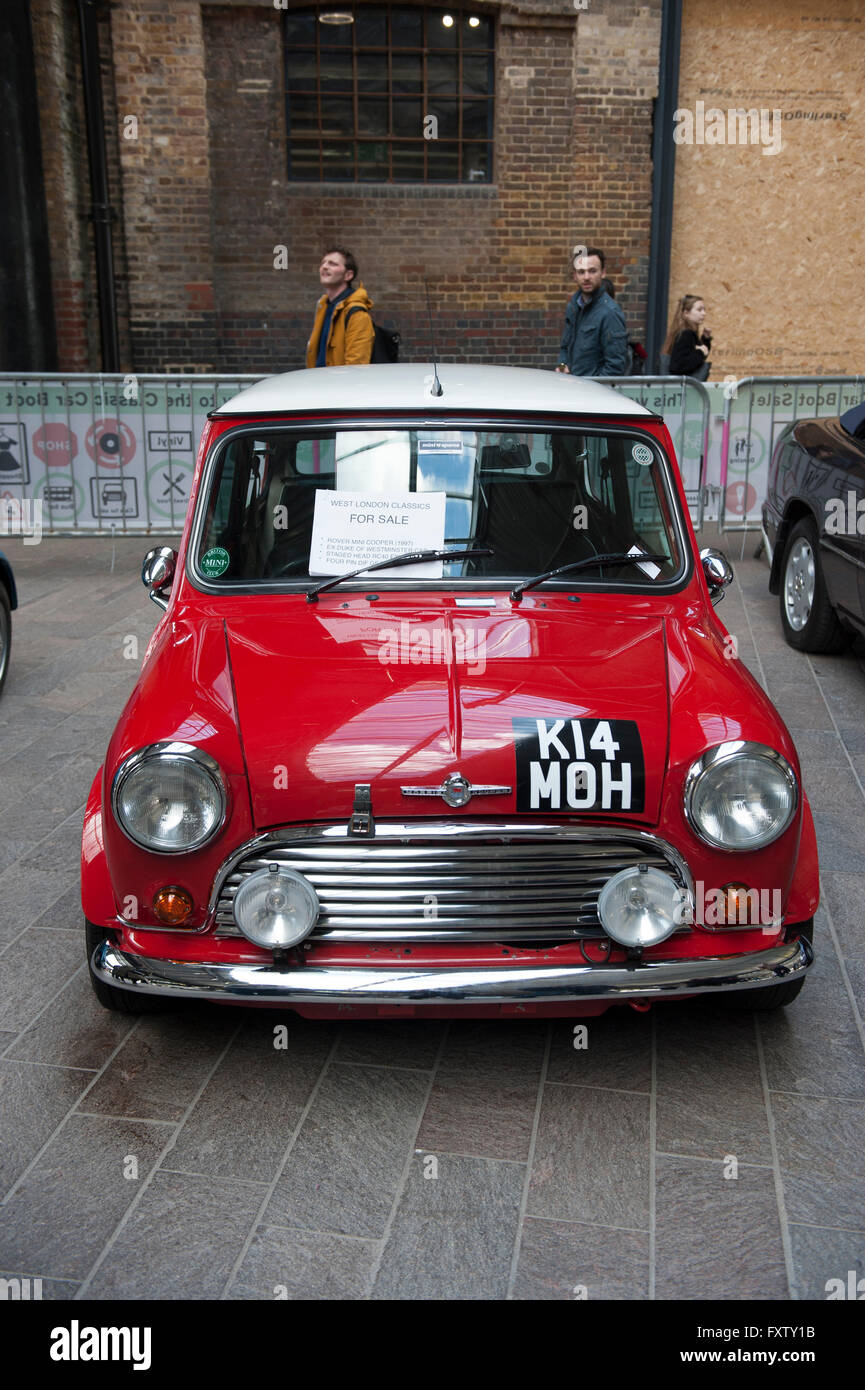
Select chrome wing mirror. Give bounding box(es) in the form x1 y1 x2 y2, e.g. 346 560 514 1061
142 546 177 610
700 548 733 606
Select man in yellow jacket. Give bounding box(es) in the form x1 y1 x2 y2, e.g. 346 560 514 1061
306 247 375 367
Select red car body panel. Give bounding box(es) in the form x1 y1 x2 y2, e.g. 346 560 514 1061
224 599 669 828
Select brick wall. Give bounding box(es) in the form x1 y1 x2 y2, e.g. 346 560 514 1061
196 0 661 374
31 0 98 370
110 0 219 370
34 0 662 373
569 1 661 332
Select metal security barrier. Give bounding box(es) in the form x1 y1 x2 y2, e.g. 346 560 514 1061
719 375 865 533
0 373 260 535
0 371 714 538
600 375 711 528
5 370 857 542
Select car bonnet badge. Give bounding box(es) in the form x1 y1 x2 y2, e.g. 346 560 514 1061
400 772 512 808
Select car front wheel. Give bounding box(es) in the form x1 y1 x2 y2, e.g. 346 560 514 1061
86 922 173 1014
716 921 813 1011
779 516 848 652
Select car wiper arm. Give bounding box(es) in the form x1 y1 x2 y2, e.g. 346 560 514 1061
510 552 669 604
306 547 494 602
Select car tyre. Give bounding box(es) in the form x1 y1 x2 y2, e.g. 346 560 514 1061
716 921 813 1011
0 584 11 697
86 921 173 1013
779 517 847 652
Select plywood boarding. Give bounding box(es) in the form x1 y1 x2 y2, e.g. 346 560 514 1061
669 0 864 379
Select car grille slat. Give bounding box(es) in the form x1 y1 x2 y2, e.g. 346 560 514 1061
212 827 687 943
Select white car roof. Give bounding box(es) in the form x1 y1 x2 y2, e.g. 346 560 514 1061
214 364 654 418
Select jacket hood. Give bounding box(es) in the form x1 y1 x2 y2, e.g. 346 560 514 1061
316 283 374 314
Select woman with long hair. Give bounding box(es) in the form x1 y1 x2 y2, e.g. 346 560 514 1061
664 295 712 378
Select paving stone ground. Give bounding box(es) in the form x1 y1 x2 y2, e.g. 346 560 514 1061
0 532 863 1301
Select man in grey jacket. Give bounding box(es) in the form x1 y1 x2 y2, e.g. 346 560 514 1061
557 246 628 377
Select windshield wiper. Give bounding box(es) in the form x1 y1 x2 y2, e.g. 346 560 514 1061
510 552 669 604
306 547 494 602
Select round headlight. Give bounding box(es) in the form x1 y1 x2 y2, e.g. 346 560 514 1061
598 866 682 948
233 865 320 948
112 743 227 853
685 742 797 851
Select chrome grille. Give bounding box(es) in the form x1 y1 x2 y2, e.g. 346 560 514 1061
211 823 690 943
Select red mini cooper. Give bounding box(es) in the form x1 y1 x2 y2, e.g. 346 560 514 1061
83 365 816 1019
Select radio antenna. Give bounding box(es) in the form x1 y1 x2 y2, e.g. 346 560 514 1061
424 280 443 396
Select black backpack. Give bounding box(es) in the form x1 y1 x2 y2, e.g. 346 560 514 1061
345 305 400 363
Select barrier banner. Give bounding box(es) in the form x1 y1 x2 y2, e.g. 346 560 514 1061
0 375 257 533
601 376 710 526
721 377 865 529
1 372 861 538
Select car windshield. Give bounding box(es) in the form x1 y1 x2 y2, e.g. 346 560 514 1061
193 425 684 586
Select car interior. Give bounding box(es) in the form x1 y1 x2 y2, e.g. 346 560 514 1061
197 428 678 584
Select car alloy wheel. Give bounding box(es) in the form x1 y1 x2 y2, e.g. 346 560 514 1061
779 515 847 653
783 536 814 632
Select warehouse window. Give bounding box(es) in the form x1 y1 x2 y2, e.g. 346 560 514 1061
284 5 494 182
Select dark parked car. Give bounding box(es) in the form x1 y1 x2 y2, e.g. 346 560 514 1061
763 401 865 651
0 550 17 697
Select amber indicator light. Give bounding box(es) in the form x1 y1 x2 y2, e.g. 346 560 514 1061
153 887 194 925
720 884 758 926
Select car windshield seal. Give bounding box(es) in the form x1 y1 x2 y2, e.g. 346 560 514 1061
510 552 669 604
188 418 690 595
305 547 494 602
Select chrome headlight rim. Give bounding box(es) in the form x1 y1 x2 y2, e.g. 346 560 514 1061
597 865 683 948
111 741 229 854
684 740 798 852
233 865 321 949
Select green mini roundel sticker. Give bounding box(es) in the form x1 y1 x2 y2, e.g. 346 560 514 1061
200 546 230 578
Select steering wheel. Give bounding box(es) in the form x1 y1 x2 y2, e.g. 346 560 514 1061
540 511 599 572
266 555 309 578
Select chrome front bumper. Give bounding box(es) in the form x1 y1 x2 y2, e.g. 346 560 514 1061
92 937 813 1008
